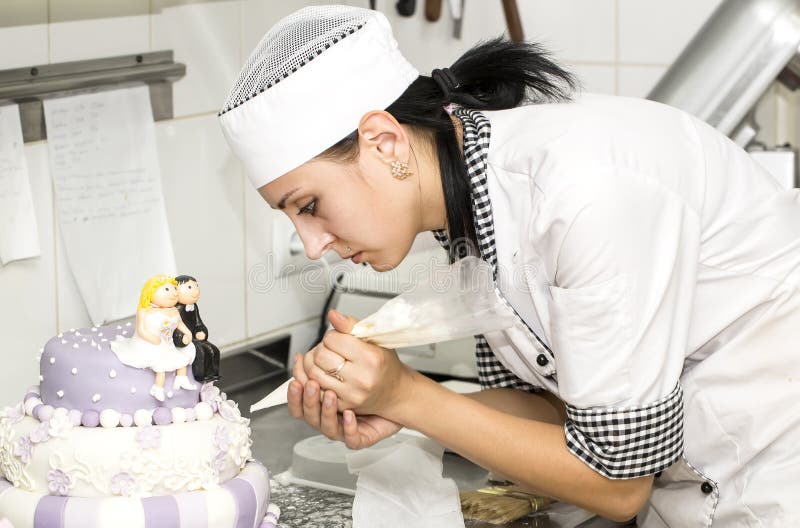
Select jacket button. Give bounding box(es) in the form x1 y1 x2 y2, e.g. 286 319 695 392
700 482 714 494
536 354 549 366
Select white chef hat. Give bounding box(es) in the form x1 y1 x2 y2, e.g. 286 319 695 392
219 5 419 189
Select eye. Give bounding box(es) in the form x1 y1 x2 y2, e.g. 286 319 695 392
298 198 317 216
187 285 192 289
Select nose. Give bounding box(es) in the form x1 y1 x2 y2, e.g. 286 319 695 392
295 223 335 260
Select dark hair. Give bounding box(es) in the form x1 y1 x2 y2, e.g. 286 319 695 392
174 275 197 284
320 37 579 261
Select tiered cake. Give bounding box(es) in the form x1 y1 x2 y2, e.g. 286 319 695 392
0 276 278 528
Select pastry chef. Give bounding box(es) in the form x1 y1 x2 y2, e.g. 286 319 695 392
219 5 800 526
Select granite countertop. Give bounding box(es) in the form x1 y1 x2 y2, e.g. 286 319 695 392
234 377 622 528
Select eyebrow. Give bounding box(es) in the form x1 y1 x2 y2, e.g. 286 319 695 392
275 187 300 210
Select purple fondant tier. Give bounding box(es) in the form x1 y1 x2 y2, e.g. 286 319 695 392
39 324 200 415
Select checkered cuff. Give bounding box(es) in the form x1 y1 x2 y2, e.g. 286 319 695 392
564 383 684 479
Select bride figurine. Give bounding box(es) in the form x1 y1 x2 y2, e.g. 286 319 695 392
111 275 197 402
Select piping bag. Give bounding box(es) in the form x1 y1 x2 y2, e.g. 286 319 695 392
250 256 514 412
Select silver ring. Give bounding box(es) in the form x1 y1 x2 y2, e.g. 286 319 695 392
325 359 346 382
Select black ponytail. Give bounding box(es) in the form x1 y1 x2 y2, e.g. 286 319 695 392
320 37 579 261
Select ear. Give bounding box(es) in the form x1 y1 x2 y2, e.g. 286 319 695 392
356 110 410 164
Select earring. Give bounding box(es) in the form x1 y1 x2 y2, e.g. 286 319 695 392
390 160 413 180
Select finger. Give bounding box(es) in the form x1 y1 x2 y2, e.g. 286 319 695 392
286 379 304 419
293 353 309 384
341 410 362 450
302 379 322 430
320 390 343 441
328 309 359 334
321 329 362 362
313 345 347 374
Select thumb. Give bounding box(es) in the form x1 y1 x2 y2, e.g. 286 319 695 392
328 309 359 334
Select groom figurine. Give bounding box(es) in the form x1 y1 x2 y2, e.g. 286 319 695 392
173 275 221 382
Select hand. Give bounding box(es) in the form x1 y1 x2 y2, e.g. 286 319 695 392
196 331 206 341
287 377 402 449
182 334 191 345
144 332 161 346
302 309 414 419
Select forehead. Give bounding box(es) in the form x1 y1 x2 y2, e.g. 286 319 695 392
179 280 198 287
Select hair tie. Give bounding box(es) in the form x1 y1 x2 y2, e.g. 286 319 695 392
431 67 460 101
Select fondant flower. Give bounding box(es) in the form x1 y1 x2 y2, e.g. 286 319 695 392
0 403 24 425
13 435 33 464
110 472 137 497
47 409 74 438
135 425 162 449
211 450 227 474
217 399 241 422
200 382 222 412
47 468 72 496
214 425 233 451
29 422 50 444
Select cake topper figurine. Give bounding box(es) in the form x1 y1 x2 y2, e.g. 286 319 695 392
110 275 197 401
173 275 221 382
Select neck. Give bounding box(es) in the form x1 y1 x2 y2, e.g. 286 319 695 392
410 115 463 234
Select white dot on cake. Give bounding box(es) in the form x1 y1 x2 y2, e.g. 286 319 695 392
75 331 81 336
167 391 174 398
125 322 132 327
71 368 77 375
101 338 108 342
39 347 44 352
56 390 64 398
60 339 67 344
130 387 137 394
98 332 103 337
57 334 63 338
49 357 55 364
91 327 97 332
69 328 75 332
116 325 122 330
109 369 117 379
72 343 79 349
82 338 87 342
39 375 44 382
92 394 101 403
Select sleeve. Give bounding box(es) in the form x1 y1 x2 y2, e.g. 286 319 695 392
542 167 701 479
194 307 208 338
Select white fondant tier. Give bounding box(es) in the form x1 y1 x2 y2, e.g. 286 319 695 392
0 461 274 528
0 411 252 498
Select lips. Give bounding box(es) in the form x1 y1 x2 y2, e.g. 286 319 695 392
350 251 363 264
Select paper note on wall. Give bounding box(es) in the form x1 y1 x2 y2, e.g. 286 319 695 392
43 86 176 325
0 104 41 264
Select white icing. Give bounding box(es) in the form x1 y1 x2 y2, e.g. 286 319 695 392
56 390 64 398
133 409 152 427
126 322 132 327
109 369 117 379
71 368 77 375
82 338 87 343
91 327 97 332
194 402 213 421
72 343 78 349
100 410 121 428
92 394 101 403
39 375 44 382
49 357 55 364
171 407 187 424
1 414 251 498
167 391 174 399
130 387 137 394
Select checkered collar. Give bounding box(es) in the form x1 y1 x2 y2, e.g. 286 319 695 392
431 108 497 273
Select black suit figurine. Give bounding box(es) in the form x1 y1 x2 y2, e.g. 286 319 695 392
172 275 221 382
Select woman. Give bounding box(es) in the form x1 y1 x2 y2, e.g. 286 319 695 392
220 6 800 525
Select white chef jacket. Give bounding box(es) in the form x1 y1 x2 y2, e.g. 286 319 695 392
465 93 800 526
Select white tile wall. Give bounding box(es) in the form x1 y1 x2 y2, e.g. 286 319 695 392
1 0 783 404
49 0 150 63
156 114 247 347
0 142 56 400
151 0 242 117
519 0 617 63
0 0 49 69
618 0 723 64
